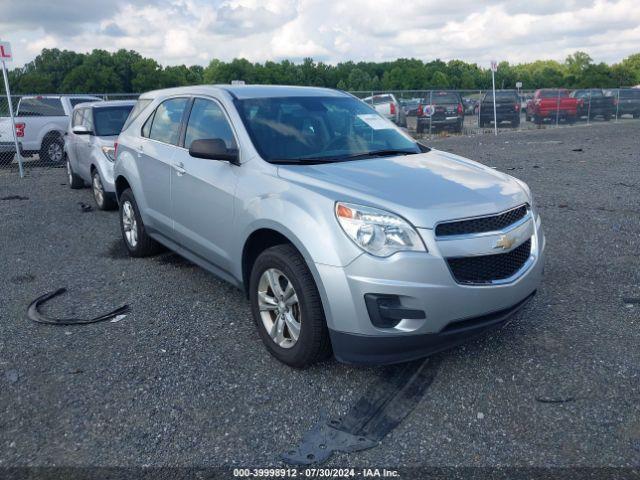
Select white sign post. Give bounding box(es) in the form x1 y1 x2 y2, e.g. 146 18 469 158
490 60 498 136
0 41 24 177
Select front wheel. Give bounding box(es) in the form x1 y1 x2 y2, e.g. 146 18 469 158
67 158 84 189
92 170 117 210
250 244 331 368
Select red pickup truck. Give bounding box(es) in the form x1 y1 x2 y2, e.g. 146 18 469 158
527 89 578 124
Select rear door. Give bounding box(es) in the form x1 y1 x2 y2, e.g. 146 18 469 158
137 97 190 236
170 97 239 272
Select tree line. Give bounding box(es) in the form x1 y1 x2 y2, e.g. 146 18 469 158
7 48 640 95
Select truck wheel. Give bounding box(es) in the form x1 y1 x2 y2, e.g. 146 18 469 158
603 114 611 121
250 244 331 368
533 115 543 125
416 122 424 134
118 188 163 257
454 120 463 133
40 134 65 164
0 152 14 166
92 169 117 210
567 116 577 124
633 113 639 119
512 117 521 128
66 158 84 189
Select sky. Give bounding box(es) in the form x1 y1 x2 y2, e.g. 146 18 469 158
1 0 639 68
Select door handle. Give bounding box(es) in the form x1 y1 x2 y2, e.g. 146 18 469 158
173 161 186 176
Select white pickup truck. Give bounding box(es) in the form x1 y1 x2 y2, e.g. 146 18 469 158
0 95 101 165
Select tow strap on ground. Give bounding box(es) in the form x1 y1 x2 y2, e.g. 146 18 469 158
282 357 441 465
27 288 130 325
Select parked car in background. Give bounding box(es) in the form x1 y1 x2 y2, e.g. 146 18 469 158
478 90 520 128
614 88 640 118
406 91 464 133
400 98 421 117
462 97 477 115
0 95 101 165
570 89 615 120
362 93 406 126
527 89 578 124
113 85 543 367
65 100 136 210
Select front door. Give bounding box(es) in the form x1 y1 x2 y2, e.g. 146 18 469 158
171 97 239 273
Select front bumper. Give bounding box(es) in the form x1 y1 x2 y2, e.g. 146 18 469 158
317 213 545 364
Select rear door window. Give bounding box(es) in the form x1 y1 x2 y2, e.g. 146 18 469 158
147 98 189 145
18 97 65 116
123 98 152 131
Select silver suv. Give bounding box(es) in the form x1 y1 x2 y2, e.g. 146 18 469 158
65 100 135 209
113 85 545 367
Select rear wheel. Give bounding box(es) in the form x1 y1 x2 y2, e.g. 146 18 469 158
118 188 163 257
533 115 543 125
249 244 331 368
512 117 520 128
66 158 84 189
40 135 65 164
92 169 117 210
416 122 424 134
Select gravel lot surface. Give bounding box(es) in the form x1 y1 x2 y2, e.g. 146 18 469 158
1 121 639 471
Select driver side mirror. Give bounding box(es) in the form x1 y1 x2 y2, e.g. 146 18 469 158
72 125 92 135
189 138 239 164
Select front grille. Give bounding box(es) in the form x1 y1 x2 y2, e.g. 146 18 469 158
447 239 532 284
436 205 528 237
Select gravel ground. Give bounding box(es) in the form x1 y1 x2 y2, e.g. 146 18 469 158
0 121 639 472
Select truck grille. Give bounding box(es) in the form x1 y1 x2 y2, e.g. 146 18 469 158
436 205 528 237
447 239 532 284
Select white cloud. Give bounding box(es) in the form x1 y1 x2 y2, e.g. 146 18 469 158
2 0 639 67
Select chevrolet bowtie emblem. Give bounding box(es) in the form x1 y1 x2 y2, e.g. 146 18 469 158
495 234 516 250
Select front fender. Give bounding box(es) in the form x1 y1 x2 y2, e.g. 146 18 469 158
114 149 148 219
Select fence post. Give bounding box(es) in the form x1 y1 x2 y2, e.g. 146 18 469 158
1 60 24 177
586 90 591 125
615 88 620 122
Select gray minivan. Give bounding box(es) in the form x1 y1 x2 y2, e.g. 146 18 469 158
113 85 544 367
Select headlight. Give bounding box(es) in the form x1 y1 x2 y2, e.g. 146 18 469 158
335 202 426 257
101 146 116 162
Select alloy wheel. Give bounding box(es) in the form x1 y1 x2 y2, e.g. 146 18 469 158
48 142 63 163
92 173 105 207
121 200 138 248
257 268 301 349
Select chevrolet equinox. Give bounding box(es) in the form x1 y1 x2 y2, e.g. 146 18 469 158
113 85 545 367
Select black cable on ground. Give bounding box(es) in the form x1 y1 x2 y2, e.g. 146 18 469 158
27 288 130 325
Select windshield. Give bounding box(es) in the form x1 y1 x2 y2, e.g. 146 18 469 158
235 96 420 163
93 105 134 136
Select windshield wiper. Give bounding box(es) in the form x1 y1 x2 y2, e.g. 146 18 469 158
271 149 418 165
335 149 417 160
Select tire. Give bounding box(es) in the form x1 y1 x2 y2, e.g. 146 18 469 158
0 152 14 166
416 122 424 134
249 244 331 368
91 169 117 210
603 114 611 121
633 113 639 119
118 188 163 257
512 117 520 128
40 134 65 164
533 115 543 125
567 116 577 125
66 158 84 189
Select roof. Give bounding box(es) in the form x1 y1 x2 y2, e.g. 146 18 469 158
72 99 136 111
139 84 348 100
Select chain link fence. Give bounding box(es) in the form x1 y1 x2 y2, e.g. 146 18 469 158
0 88 638 173
0 92 139 172
353 87 640 139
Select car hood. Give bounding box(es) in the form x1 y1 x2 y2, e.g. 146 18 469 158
277 149 529 229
